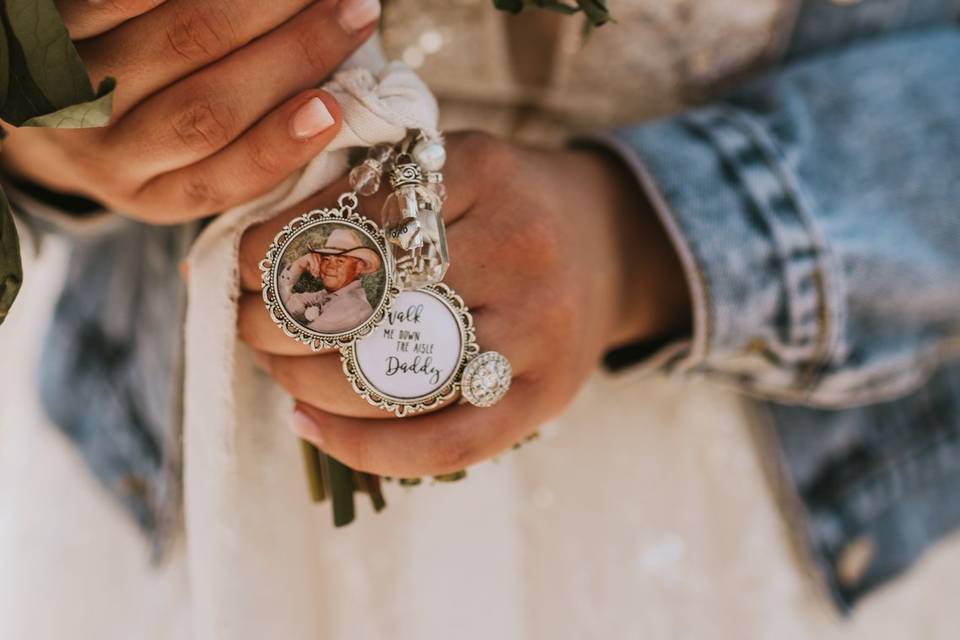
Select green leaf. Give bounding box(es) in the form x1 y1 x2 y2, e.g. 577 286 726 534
23 77 115 128
0 1 118 325
0 18 9 108
0 9 54 125
576 0 612 26
534 0 579 15
3 0 93 108
493 0 525 13
0 188 22 326
492 0 611 26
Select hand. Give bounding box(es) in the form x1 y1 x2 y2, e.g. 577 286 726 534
294 253 324 278
236 132 692 477
0 0 382 223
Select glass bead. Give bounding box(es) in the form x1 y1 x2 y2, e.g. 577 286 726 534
367 143 395 165
382 191 423 261
428 180 448 204
349 162 381 196
416 200 450 284
381 184 450 289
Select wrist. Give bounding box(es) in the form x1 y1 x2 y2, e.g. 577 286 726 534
570 146 692 350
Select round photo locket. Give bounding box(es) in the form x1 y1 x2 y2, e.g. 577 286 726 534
341 283 480 416
260 194 399 351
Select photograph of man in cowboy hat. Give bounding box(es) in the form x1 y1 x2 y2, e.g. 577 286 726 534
277 225 384 334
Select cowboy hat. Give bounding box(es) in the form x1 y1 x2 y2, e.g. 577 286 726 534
308 227 382 274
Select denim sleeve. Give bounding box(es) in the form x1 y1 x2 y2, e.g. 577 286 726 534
600 27 960 407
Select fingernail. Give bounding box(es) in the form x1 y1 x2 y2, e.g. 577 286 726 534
338 0 381 34
292 408 323 445
290 97 336 140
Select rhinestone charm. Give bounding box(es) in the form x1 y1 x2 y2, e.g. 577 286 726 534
461 352 513 408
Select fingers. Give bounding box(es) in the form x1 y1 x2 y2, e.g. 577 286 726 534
237 294 319 357
291 384 540 477
255 350 403 419
237 174 353 291
75 0 314 116
129 91 342 222
56 0 166 40
241 287 533 368
104 0 379 179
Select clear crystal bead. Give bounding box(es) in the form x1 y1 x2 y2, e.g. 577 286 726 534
428 180 448 204
382 184 449 289
382 189 422 266
367 143 395 165
349 162 381 196
410 196 449 287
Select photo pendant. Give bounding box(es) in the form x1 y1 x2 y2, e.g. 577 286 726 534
260 195 399 351
342 283 479 417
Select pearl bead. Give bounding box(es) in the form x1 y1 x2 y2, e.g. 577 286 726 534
412 140 446 172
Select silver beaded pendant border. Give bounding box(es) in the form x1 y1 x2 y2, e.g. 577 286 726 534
259 194 400 351
340 283 480 417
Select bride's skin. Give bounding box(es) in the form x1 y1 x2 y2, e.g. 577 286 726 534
1 1 692 478
0 0 380 221
237 132 692 477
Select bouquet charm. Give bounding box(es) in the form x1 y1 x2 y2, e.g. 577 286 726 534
259 129 512 525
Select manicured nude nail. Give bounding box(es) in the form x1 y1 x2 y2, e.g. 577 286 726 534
290 97 336 140
292 409 323 445
338 0 381 34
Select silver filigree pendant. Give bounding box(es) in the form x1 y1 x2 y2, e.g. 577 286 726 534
260 193 400 351
341 283 479 416
341 283 514 416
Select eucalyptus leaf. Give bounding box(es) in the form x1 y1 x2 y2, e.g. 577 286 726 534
0 189 22 326
23 77 116 128
4 0 94 108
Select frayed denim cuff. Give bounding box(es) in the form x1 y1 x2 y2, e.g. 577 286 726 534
589 107 842 402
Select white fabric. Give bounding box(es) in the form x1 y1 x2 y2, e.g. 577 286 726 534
180 39 441 638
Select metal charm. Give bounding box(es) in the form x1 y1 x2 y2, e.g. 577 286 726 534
460 351 513 408
260 192 399 351
341 283 480 417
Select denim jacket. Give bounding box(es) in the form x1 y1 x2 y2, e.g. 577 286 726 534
601 0 960 609
27 0 960 612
